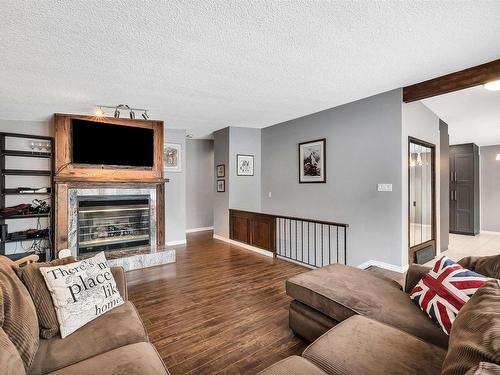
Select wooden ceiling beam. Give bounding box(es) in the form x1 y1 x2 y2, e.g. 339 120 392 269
403 59 500 103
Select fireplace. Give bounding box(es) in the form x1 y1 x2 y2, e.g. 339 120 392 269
77 196 151 255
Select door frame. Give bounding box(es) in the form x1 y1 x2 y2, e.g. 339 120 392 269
408 136 437 264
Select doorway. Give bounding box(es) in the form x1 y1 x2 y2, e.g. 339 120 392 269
408 137 436 264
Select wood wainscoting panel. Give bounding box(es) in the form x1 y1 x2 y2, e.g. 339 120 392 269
229 209 276 253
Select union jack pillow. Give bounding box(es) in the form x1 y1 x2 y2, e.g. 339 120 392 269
410 256 489 335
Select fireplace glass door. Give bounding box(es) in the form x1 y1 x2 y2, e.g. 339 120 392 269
77 196 151 254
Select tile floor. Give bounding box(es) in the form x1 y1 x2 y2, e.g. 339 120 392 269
425 232 500 266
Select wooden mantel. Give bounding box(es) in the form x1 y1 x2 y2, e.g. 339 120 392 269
53 114 166 254
54 113 164 182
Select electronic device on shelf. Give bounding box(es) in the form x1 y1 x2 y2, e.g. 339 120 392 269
7 228 49 241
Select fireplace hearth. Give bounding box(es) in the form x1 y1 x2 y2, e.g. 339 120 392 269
77 196 151 255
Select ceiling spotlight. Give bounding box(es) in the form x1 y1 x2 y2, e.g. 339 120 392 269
186 134 193 139
484 79 500 91
129 110 135 119
114 108 120 118
95 107 105 117
142 111 149 120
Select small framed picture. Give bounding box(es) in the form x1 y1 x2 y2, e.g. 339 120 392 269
164 143 182 172
217 164 225 178
236 154 254 176
216 179 225 192
299 138 326 183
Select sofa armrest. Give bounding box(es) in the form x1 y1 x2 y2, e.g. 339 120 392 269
111 266 128 300
404 264 431 293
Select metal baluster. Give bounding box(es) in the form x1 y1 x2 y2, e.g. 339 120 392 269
328 226 331 265
321 224 324 267
336 226 339 264
344 227 347 265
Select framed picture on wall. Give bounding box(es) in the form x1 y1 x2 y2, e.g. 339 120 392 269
216 179 225 192
236 154 254 176
164 143 182 172
217 164 225 177
299 138 326 183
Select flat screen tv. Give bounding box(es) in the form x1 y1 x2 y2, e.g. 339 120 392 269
72 119 154 168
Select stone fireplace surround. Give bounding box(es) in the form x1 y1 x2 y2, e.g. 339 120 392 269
67 187 158 257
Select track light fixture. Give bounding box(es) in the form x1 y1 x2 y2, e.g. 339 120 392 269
96 104 150 120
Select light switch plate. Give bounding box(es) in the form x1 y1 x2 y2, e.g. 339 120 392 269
377 183 393 192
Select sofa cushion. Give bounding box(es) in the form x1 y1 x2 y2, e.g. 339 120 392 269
257 356 327 375
458 255 500 279
410 256 489 335
465 363 500 375
29 301 148 375
1 328 26 375
286 264 449 348
44 342 169 375
39 252 124 338
19 256 76 339
441 280 500 375
0 256 39 372
303 315 447 375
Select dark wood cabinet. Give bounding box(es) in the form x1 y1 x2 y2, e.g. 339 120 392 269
229 209 275 253
449 144 479 235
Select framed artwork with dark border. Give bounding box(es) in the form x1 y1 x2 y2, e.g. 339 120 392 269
236 154 254 176
298 138 326 183
216 164 225 177
216 179 225 192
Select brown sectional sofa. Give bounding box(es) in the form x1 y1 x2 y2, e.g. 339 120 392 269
0 255 169 375
259 254 500 375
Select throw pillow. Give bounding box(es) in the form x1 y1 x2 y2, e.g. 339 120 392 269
441 280 500 375
39 252 124 338
20 256 76 339
410 256 489 335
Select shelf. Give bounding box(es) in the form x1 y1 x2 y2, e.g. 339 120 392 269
0 132 53 141
2 235 49 244
1 213 50 220
2 150 52 158
2 189 52 195
3 251 46 261
2 169 52 176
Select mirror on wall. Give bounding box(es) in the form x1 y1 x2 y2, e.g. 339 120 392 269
408 138 436 263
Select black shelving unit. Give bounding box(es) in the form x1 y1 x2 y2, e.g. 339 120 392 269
0 132 54 261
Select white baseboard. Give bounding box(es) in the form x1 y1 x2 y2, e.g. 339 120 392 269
213 234 274 258
186 226 214 233
480 230 500 235
358 260 409 274
166 239 187 246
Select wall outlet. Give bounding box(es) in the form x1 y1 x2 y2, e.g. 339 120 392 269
377 183 393 192
268 191 272 198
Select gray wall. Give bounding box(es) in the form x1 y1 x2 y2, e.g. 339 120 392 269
261 89 404 267
439 120 450 251
186 139 214 229
480 145 500 232
164 129 187 244
213 127 230 237
229 127 261 212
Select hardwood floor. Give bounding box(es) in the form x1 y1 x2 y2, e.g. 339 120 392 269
127 231 308 375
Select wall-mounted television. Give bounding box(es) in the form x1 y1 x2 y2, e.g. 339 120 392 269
71 119 154 168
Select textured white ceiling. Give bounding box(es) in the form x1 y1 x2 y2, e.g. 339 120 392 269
1 1 500 138
423 85 500 146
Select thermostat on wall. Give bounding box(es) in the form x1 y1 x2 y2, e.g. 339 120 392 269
377 184 393 192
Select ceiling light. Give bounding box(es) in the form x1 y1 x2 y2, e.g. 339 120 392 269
114 109 120 118
142 111 149 120
496 154 500 161
484 79 500 91
129 110 135 119
95 107 105 117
